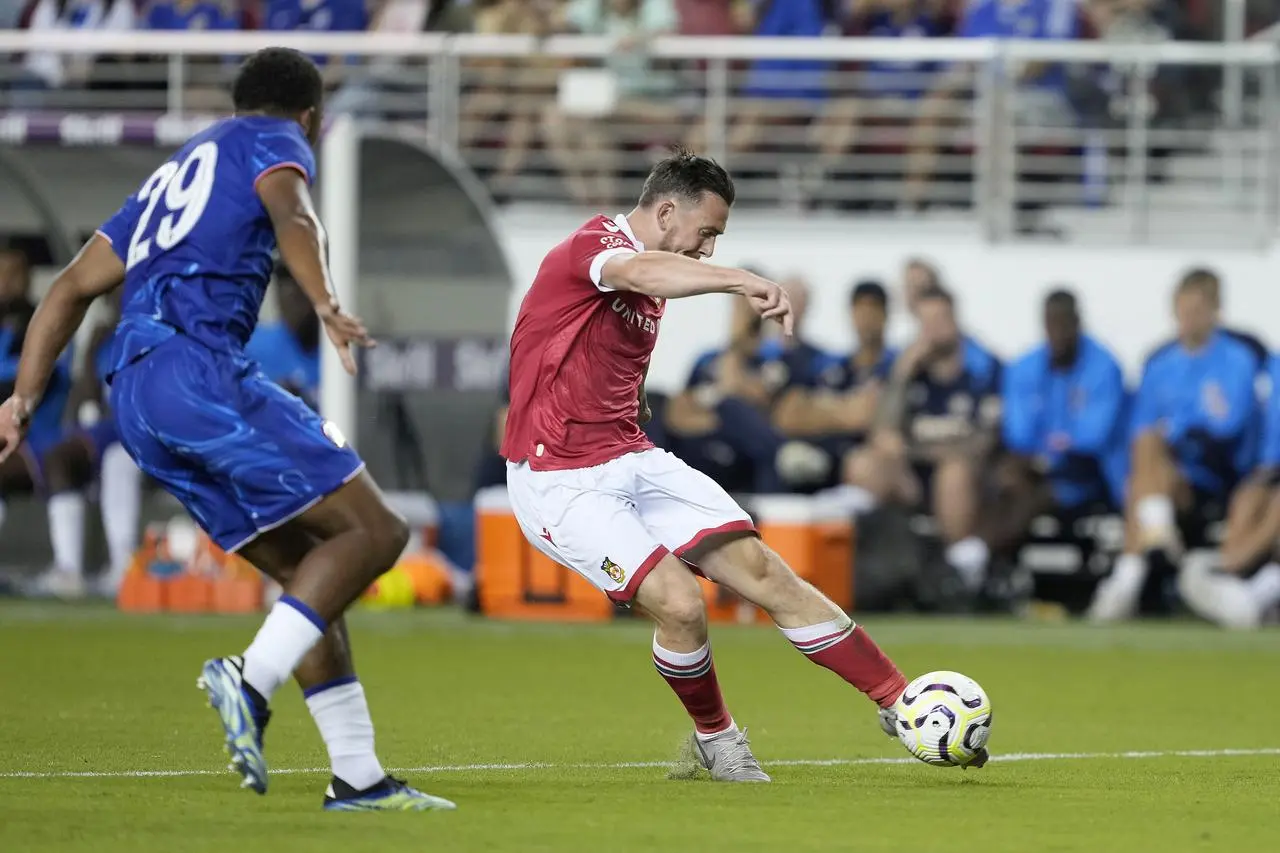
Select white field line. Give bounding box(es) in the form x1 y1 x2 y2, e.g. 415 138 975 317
3 747 1279 780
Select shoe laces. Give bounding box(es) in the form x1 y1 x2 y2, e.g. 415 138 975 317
715 728 764 774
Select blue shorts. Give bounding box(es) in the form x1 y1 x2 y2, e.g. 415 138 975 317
110 335 364 552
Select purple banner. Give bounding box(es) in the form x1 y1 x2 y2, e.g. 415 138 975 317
359 336 507 393
0 112 221 146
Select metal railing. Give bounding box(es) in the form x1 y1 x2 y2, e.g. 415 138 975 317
0 31 1277 246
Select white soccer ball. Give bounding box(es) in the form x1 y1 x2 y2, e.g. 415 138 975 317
892 670 992 767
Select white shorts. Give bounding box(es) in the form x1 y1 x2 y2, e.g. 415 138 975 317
506 448 756 602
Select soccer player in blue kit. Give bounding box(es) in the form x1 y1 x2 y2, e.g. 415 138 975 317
0 48 455 813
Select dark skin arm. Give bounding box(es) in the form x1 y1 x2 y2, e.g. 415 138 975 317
0 236 124 460
255 167 374 375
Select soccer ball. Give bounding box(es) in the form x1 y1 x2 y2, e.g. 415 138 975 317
892 671 992 767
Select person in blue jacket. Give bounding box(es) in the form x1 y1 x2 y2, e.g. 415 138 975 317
1089 273 1261 622
1179 352 1280 629
981 290 1127 571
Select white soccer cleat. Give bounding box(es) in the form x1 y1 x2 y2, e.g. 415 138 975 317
25 567 87 601
690 727 771 783
878 706 901 739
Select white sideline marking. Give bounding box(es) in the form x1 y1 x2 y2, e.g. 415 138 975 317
4 747 1279 780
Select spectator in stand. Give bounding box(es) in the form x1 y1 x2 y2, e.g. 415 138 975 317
812 0 953 190
1180 352 1280 630
13 0 136 108
774 280 896 490
980 290 1127 587
460 1 561 201
845 286 1002 591
903 0 1078 213
143 2 242 112
264 0 371 76
144 0 240 29
1088 272 1261 622
675 0 754 34
329 0 434 118
544 0 682 207
690 0 828 158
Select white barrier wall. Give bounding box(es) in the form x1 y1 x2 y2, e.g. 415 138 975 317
497 209 1280 394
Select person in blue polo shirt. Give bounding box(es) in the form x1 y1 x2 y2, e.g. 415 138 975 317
1089 272 1261 622
246 268 321 410
144 0 239 30
981 290 1126 576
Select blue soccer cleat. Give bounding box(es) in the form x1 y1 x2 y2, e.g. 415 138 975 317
196 656 270 794
323 776 457 812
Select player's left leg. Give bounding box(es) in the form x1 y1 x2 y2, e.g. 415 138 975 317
635 451 932 756
239 527 455 811
932 454 989 592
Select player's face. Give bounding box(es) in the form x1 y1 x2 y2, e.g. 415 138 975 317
1044 304 1079 360
852 297 886 345
1175 288 1217 344
918 297 959 354
0 251 30 306
656 193 729 259
782 277 809 330
903 264 935 317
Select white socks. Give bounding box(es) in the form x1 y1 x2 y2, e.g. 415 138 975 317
47 492 86 577
305 678 386 790
100 444 141 579
241 597 326 702
1136 496 1175 536
946 537 990 590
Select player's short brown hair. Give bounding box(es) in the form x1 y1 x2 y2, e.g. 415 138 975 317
638 147 736 208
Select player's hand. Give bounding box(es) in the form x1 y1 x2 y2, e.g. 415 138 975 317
0 395 34 465
317 301 375 376
740 275 794 336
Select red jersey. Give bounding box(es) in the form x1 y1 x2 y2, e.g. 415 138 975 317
502 214 664 471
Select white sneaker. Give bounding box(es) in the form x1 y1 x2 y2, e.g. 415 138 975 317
1179 568 1262 630
1087 564 1147 624
26 568 87 600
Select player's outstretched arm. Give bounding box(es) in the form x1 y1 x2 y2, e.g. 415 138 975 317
600 252 793 335
257 167 373 375
0 236 123 461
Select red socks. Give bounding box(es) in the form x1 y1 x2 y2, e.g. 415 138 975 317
652 639 733 735
782 619 907 708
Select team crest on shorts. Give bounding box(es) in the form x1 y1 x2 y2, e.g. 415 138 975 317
322 420 348 449
600 557 626 584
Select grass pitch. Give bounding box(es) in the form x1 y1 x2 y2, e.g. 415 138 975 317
1 604 1278 852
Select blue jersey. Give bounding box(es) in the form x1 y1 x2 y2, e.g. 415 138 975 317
1133 331 1260 492
145 2 239 30
688 338 828 401
246 321 320 400
96 116 316 377
959 0 1077 92
812 347 897 392
902 353 1002 448
1003 335 1127 507
1256 355 1280 469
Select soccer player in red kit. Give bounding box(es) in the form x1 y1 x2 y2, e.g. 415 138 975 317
504 151 976 780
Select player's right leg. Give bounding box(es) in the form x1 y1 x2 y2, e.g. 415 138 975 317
505 458 768 782
239 527 455 811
